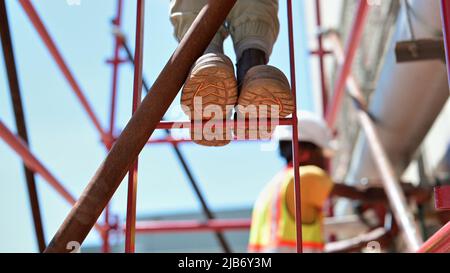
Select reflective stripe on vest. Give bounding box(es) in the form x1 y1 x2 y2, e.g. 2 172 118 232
248 167 325 253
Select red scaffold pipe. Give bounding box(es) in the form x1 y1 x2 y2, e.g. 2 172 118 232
286 0 303 253
326 0 370 128
125 0 145 253
132 219 252 234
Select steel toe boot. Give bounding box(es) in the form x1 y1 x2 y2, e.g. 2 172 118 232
235 49 295 140
181 53 238 147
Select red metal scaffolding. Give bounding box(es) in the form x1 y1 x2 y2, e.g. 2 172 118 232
0 0 449 253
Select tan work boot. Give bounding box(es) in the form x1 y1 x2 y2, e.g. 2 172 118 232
181 53 238 147
236 65 295 140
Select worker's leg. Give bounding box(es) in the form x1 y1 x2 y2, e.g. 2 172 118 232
170 0 227 54
227 0 280 84
170 0 238 147
228 0 294 140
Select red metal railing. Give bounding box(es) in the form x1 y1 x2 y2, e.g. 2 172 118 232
124 0 145 253
133 219 252 234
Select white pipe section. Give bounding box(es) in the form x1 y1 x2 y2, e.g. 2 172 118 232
335 1 449 250
347 0 449 183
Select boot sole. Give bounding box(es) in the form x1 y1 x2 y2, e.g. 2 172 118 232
236 66 295 140
181 61 238 147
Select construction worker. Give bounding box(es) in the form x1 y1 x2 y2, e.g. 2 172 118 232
248 111 333 253
248 111 431 253
170 0 295 146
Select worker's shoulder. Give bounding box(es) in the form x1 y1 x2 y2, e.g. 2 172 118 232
300 165 330 179
280 165 330 182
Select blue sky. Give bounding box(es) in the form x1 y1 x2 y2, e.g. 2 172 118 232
0 0 314 252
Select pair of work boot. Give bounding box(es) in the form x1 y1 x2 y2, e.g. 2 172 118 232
181 49 295 147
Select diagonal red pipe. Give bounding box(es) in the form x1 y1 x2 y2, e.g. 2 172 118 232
18 0 108 144
0 120 104 233
325 0 370 128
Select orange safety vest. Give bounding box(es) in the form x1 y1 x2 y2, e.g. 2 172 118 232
248 166 326 253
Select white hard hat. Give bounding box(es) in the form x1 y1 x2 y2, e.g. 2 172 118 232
274 111 335 151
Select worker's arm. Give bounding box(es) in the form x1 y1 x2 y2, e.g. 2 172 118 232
286 168 334 224
286 180 318 224
331 183 431 204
